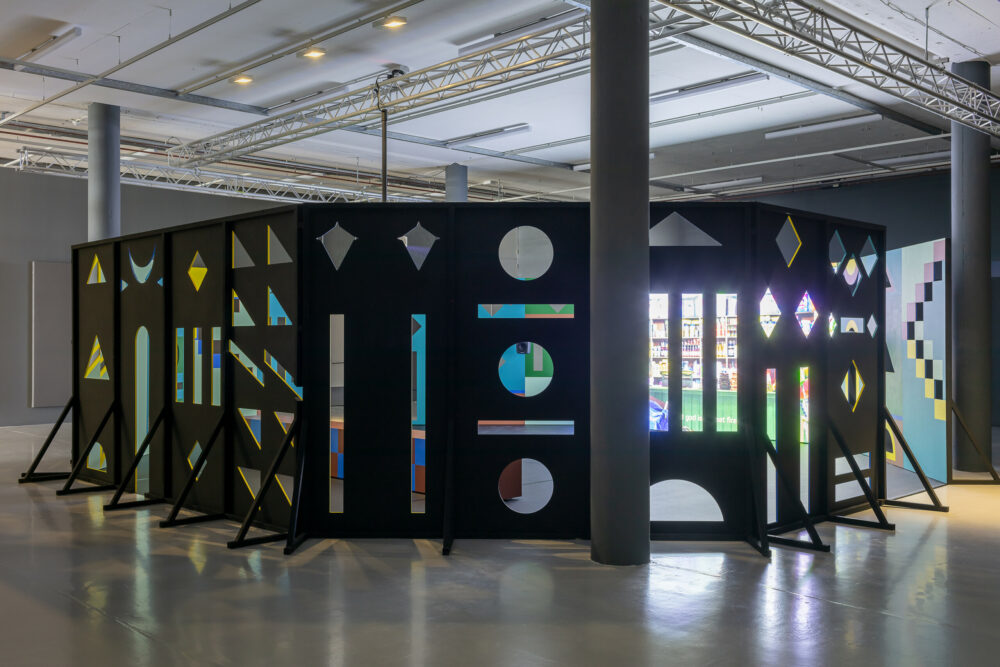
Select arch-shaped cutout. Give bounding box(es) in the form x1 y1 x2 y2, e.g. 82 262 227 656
650 479 724 522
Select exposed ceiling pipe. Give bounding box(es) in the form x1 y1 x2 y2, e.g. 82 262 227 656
0 0 263 129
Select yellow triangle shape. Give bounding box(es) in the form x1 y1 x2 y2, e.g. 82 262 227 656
188 252 208 291
85 336 109 380
87 255 106 284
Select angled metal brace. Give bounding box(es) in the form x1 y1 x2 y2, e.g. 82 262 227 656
757 433 830 552
104 407 169 511
827 424 895 530
159 412 227 528
227 409 300 549
284 416 310 555
57 401 117 496
882 409 948 512
743 428 771 557
949 402 1000 484
19 396 74 483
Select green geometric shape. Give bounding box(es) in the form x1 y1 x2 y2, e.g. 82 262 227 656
229 341 265 386
87 443 107 471
267 286 292 326
85 336 109 381
129 246 156 284
264 350 302 399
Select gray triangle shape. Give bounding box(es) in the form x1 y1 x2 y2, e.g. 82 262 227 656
650 212 722 247
233 232 254 268
268 227 293 265
485 304 501 316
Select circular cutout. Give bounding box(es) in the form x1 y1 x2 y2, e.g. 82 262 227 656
498 458 554 514
498 226 553 281
499 342 553 397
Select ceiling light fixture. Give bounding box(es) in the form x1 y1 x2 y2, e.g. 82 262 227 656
649 72 769 105
764 114 883 140
690 176 763 191
299 46 326 59
573 153 655 172
872 150 951 166
442 123 531 147
232 74 254 85
375 16 408 29
14 27 82 70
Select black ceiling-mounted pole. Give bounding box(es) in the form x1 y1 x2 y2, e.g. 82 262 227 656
381 109 388 203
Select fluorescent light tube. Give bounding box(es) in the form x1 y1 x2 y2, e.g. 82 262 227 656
14 27 82 70
649 72 768 105
765 114 882 140
872 150 951 166
443 123 530 147
691 176 763 190
573 153 655 172
457 9 587 56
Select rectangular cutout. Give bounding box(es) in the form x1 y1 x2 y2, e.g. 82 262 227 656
799 366 809 513
478 304 574 319
835 454 870 476
477 420 575 436
716 293 737 432
649 294 669 431
211 327 221 406
766 368 776 523
175 328 185 402
192 327 203 405
330 314 344 514
835 480 865 503
682 293 703 431
411 314 426 514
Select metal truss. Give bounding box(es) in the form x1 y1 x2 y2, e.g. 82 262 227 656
654 0 1000 138
12 148 425 204
169 5 702 168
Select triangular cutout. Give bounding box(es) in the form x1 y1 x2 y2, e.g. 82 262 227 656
232 290 255 327
85 336 109 381
649 212 722 247
399 222 438 270
87 255 106 284
120 279 128 292
268 226 292 265
232 231 255 268
238 408 262 449
87 442 107 471
885 341 895 373
237 466 261 498
267 286 292 326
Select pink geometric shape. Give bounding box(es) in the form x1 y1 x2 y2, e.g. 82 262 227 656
934 240 946 261
906 302 916 320
924 262 934 282
915 284 924 301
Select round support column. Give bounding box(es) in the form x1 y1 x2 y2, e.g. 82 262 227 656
87 103 120 241
589 0 650 565
445 163 468 202
950 60 992 471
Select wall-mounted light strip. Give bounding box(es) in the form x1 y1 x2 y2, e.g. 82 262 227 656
649 72 768 105
764 114 883 140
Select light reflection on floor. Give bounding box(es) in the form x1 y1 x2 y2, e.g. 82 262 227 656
2 424 1000 665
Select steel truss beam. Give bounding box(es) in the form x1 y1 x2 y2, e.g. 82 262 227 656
169 6 704 167
13 148 425 203
654 0 1000 138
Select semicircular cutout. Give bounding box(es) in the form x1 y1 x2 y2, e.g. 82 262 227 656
650 479 724 521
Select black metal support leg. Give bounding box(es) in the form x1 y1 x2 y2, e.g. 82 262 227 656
284 417 310 555
759 434 830 553
743 428 771 558
104 407 167 511
19 397 74 484
883 410 949 512
950 403 1000 483
160 413 226 528
828 424 895 530
227 413 299 549
57 402 117 496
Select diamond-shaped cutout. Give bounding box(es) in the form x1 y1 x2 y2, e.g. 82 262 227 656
860 235 878 276
187 441 204 480
828 312 837 337
188 251 207 291
399 222 438 270
759 288 781 338
840 360 865 411
318 223 356 270
829 230 846 274
795 291 817 337
775 216 802 267
867 314 878 337
842 255 862 295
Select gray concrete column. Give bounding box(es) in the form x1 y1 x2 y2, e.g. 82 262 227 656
445 163 468 202
950 60 992 471
589 0 649 565
87 103 120 241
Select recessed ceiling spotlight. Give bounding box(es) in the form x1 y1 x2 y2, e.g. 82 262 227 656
374 16 407 29
299 46 326 59
232 74 253 85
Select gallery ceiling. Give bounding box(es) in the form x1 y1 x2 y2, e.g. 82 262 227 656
0 0 997 202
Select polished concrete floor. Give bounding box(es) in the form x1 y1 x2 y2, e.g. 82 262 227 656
3 424 1000 666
